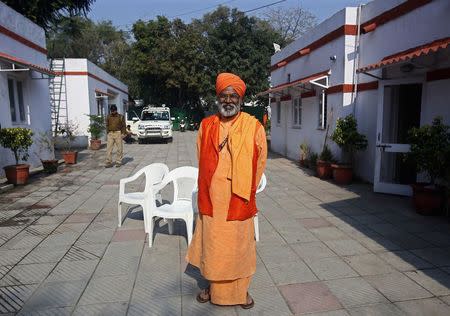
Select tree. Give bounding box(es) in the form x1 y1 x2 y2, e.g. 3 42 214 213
195 6 282 106
262 5 317 46
2 0 95 31
46 17 133 92
47 17 130 64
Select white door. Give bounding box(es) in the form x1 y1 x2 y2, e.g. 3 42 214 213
374 81 423 196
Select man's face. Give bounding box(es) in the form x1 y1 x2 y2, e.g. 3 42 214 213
111 108 117 114
217 86 242 118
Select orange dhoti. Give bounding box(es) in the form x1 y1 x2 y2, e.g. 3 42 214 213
186 118 267 305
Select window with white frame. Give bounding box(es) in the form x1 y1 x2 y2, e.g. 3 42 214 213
8 78 26 123
276 99 281 125
318 90 327 129
292 97 301 127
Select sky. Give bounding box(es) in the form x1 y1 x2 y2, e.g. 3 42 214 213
88 0 363 30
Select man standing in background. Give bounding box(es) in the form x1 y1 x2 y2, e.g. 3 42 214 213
105 105 126 167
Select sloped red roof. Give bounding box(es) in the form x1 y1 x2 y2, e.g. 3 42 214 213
0 51 56 76
357 37 450 73
257 70 330 96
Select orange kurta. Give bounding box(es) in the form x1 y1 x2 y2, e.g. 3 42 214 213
186 115 267 305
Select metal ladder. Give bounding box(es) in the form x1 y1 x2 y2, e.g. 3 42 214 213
49 59 68 136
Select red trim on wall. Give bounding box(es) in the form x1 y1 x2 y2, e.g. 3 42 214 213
269 81 378 101
357 81 379 91
271 0 432 72
362 22 377 34
301 90 316 98
327 81 378 94
57 71 129 95
299 48 311 56
327 84 353 94
0 25 47 54
361 0 432 34
270 25 357 71
358 37 450 73
0 51 55 75
426 67 450 82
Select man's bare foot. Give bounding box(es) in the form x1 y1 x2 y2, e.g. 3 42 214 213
196 287 210 303
240 293 254 309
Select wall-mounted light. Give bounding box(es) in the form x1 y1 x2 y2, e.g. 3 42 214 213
330 55 337 61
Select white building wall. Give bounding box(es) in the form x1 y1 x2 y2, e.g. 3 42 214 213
60 59 129 143
421 79 450 126
269 0 450 184
269 7 358 166
359 0 450 72
0 1 52 176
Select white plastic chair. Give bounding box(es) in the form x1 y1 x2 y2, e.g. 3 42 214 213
118 163 169 230
254 173 267 242
145 166 198 247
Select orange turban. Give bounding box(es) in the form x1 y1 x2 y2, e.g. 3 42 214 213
216 73 246 97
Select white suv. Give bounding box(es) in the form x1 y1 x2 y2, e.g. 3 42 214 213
137 106 173 143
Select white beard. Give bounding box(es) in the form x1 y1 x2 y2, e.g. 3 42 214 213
218 103 240 117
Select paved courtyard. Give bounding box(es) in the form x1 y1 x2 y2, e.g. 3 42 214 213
1 131 450 315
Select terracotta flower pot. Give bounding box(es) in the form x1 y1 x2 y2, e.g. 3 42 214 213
299 159 309 168
316 160 332 179
41 159 59 174
62 151 78 164
411 183 444 215
4 164 30 185
331 164 353 185
90 139 101 150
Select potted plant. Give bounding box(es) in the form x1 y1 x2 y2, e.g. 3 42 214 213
58 121 79 164
0 127 33 185
330 114 368 185
299 142 310 167
308 152 318 172
405 116 450 215
87 114 105 150
316 144 334 179
35 131 58 174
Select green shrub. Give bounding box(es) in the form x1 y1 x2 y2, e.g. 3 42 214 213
0 127 34 165
319 144 334 162
309 152 318 169
331 114 367 164
86 115 105 139
300 142 310 160
58 120 78 152
406 116 450 185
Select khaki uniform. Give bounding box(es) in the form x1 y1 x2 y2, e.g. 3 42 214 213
105 113 126 165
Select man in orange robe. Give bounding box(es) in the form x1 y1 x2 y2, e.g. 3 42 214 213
186 72 267 309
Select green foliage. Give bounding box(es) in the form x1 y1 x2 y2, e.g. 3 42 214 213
319 144 334 162
265 118 271 134
127 7 282 109
308 152 318 169
57 120 78 152
406 116 450 185
299 142 310 160
86 114 105 139
0 128 34 165
2 0 94 31
34 131 55 160
331 114 368 164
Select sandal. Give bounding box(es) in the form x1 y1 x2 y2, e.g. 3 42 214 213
196 287 210 303
240 294 255 309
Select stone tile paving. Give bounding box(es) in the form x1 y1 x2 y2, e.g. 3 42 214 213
0 131 450 315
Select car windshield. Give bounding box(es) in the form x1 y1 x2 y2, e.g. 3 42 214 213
141 111 169 121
